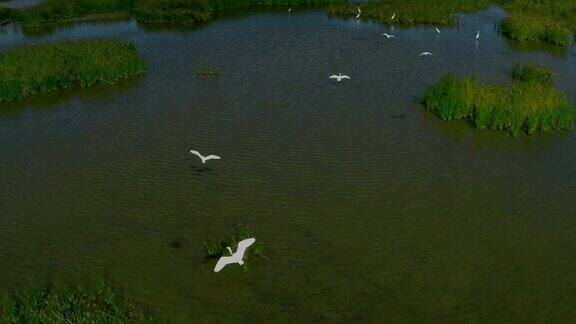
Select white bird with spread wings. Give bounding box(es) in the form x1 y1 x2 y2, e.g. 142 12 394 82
190 150 221 164
214 238 256 272
382 33 395 39
329 73 351 82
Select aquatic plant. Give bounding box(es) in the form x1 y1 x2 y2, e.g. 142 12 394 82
0 40 146 103
195 65 221 77
132 0 213 24
328 0 490 26
0 8 18 24
204 223 265 261
419 64 574 136
499 0 575 46
511 62 554 85
20 0 134 28
0 277 152 323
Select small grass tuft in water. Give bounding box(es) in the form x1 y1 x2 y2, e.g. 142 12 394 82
0 39 146 103
419 64 574 136
195 65 220 77
0 277 152 323
204 223 265 263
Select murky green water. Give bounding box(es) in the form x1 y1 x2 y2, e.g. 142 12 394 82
1 7 576 322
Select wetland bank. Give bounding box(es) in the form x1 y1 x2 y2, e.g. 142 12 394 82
1 0 576 322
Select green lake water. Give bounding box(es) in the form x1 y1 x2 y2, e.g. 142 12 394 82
1 7 576 322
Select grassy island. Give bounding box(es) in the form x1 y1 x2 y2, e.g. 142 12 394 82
419 63 574 136
0 277 151 323
0 40 146 103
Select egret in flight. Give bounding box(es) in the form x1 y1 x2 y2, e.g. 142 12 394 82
381 33 395 39
214 238 256 272
190 150 221 164
419 52 433 56
329 73 351 82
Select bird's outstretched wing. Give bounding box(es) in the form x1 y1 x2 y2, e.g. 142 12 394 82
329 75 338 79
341 75 351 79
234 238 256 257
190 150 203 159
204 155 221 161
214 256 235 272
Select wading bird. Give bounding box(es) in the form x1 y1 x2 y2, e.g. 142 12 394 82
356 7 361 19
435 27 441 34
476 30 480 40
419 52 433 56
329 73 351 82
382 33 395 39
190 150 221 164
214 238 256 272
391 12 396 20
288 7 291 13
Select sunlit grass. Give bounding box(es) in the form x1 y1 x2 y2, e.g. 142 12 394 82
0 40 146 103
0 277 151 323
420 64 574 136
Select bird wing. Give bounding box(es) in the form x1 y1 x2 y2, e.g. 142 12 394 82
190 150 203 159
204 155 221 161
329 75 338 79
341 75 351 79
234 238 256 257
214 256 236 272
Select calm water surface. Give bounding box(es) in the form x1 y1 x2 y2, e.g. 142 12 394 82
1 7 576 322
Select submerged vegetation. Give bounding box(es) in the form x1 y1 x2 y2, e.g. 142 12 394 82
0 40 145 103
0 277 151 323
204 223 265 271
195 65 220 77
420 63 574 136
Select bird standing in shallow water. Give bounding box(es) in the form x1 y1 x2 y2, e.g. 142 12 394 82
476 30 480 40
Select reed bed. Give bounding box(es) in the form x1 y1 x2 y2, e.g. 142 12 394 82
420 64 574 136
0 277 151 323
0 40 146 103
20 0 133 28
327 0 490 26
499 0 575 46
204 223 265 271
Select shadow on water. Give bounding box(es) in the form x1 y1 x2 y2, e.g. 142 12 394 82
0 75 144 119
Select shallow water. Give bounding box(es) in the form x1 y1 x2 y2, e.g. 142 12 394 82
1 7 576 322
0 0 40 9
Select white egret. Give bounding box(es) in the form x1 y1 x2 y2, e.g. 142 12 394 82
288 7 291 13
329 73 351 82
435 27 441 34
214 238 256 272
476 30 480 39
391 12 396 20
190 150 221 164
419 52 433 56
381 33 395 39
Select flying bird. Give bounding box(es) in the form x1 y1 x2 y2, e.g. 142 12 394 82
214 238 256 272
329 73 351 82
475 30 480 39
419 52 433 56
190 150 221 164
390 12 396 20
381 33 395 39
435 27 441 34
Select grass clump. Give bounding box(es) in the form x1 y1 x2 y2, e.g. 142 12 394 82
20 0 134 28
420 63 574 136
132 0 212 24
328 0 489 26
195 65 220 77
0 8 18 24
0 39 146 103
511 62 553 85
0 277 152 323
499 0 575 46
204 223 265 271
